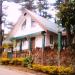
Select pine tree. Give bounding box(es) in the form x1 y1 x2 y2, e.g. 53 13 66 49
20 0 36 10
37 0 50 18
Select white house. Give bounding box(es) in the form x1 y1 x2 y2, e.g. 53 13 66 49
6 9 59 52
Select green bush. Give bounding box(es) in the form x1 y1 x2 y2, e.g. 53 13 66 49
22 56 33 67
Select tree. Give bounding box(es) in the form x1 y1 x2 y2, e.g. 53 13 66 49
37 0 51 18
56 1 75 46
6 0 20 3
2 1 14 30
0 0 4 55
20 0 36 10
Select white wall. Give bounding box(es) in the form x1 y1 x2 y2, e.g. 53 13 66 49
22 40 29 50
35 35 43 48
45 34 50 46
45 33 57 48
21 14 44 36
13 14 44 37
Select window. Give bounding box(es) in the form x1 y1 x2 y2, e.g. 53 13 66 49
24 13 27 16
50 35 53 44
31 19 35 27
22 19 26 29
22 38 27 46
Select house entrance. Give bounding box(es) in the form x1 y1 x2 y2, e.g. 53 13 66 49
31 37 35 49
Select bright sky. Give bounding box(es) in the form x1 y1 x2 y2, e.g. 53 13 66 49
3 0 56 34
48 0 56 3
2 1 21 23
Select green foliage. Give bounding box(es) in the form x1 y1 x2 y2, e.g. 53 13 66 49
22 56 33 67
21 0 36 10
56 1 75 46
37 0 50 18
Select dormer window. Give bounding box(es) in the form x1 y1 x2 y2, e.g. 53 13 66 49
22 19 26 29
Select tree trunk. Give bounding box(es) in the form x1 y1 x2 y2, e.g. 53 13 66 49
0 0 2 56
66 25 73 47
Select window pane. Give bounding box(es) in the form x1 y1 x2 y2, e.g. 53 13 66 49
22 19 26 29
50 35 53 44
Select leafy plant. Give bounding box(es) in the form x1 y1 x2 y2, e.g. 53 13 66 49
22 56 33 67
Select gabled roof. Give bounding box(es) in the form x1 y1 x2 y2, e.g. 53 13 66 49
24 9 58 33
6 9 59 40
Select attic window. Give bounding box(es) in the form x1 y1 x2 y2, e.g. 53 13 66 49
31 19 35 27
24 13 27 16
22 19 26 29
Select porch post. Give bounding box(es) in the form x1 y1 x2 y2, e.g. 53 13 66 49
13 40 17 58
20 39 22 52
29 38 32 51
58 31 62 66
58 32 62 50
41 31 46 65
41 31 46 49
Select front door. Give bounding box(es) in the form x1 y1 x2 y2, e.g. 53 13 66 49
31 37 35 49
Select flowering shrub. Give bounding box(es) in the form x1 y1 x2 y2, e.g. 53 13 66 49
32 64 43 71
10 58 24 65
32 64 57 74
0 56 33 67
0 57 73 74
1 58 10 65
32 64 73 74
2 52 7 58
63 67 73 73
